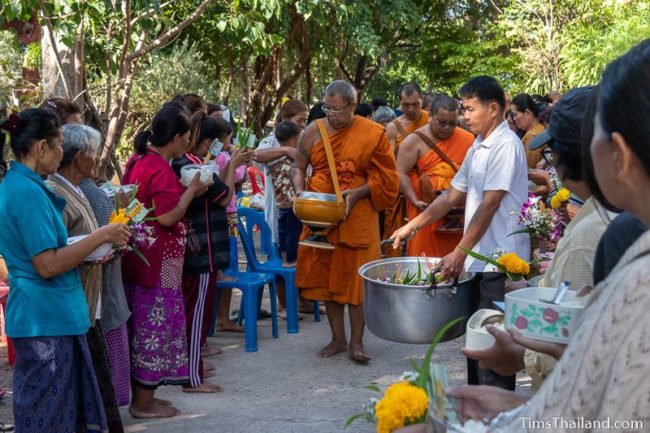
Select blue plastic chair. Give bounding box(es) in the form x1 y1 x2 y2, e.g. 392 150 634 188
237 206 321 334
209 236 278 352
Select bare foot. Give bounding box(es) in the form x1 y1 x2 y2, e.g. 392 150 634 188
203 370 216 378
217 271 236 282
129 401 180 418
203 361 215 372
282 261 296 268
348 343 371 364
201 344 223 358
182 382 223 393
318 340 348 358
153 398 171 406
216 320 245 333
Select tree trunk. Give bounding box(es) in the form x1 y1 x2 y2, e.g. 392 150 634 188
40 25 73 99
240 56 250 124
305 57 312 104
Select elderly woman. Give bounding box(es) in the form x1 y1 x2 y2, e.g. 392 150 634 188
46 123 125 432
77 130 132 407
0 109 129 433
446 39 650 432
372 105 397 127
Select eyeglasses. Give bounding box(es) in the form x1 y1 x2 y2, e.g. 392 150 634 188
322 103 351 116
542 148 559 166
432 118 457 129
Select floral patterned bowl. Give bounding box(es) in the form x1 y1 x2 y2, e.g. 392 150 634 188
505 287 586 344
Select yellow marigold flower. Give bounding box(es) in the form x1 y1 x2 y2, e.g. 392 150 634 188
556 188 571 202
496 252 530 276
375 382 428 433
550 195 561 209
109 209 131 224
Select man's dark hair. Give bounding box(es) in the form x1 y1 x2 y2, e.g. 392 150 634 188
355 103 373 117
430 95 459 116
371 97 387 111
398 82 422 99
274 121 300 143
307 102 326 124
458 76 506 110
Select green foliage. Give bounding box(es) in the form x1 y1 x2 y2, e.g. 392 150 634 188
107 40 220 160
561 0 650 88
23 42 41 70
0 30 39 116
0 0 39 23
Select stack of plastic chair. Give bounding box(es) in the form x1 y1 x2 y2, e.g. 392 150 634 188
237 206 321 334
209 236 278 352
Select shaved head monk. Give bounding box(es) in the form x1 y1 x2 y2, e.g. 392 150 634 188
382 82 430 255
396 95 474 257
292 80 399 362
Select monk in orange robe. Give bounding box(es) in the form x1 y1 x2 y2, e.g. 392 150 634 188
397 95 474 258
383 82 429 256
292 81 399 363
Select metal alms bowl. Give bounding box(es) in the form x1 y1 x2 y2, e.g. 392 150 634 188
359 257 474 344
294 191 346 227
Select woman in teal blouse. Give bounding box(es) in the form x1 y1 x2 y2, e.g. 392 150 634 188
0 109 129 433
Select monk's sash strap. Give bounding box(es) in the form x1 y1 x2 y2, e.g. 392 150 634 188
412 130 458 173
315 119 344 205
392 118 410 140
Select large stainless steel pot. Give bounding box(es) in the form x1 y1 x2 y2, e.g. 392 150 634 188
359 257 474 344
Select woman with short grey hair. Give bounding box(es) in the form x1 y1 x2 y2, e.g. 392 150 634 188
372 106 397 127
46 123 125 431
77 127 133 408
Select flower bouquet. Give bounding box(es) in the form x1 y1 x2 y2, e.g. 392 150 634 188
459 248 530 281
346 318 468 433
109 185 156 265
510 193 563 242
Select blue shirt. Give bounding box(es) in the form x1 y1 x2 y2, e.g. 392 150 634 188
0 162 89 337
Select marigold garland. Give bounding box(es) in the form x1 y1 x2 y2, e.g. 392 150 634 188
496 252 530 276
375 382 429 433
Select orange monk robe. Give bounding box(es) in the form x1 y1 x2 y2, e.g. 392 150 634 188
383 111 430 257
406 127 474 258
296 116 399 305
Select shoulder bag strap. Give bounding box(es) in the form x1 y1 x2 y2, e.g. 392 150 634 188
392 118 410 140
315 119 344 205
413 130 458 173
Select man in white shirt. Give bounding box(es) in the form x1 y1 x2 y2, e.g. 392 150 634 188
391 76 530 390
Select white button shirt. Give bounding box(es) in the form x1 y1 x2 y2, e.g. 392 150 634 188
451 120 530 272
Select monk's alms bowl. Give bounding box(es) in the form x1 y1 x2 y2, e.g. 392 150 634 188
359 257 474 344
294 192 346 227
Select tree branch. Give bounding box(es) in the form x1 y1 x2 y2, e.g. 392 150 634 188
131 1 174 26
126 0 214 62
118 0 132 79
38 0 71 98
